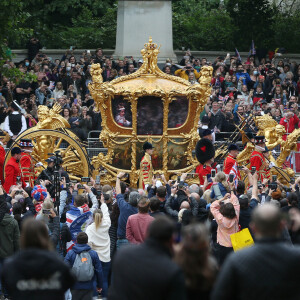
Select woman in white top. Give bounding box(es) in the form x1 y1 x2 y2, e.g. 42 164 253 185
53 82 65 99
86 195 111 298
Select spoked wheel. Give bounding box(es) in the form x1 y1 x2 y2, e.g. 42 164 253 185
4 129 90 181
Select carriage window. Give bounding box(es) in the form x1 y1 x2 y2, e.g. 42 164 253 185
168 96 188 128
112 96 132 127
137 96 163 135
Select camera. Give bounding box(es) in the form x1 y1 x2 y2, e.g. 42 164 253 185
81 177 90 183
251 166 256 174
211 169 216 178
42 209 51 215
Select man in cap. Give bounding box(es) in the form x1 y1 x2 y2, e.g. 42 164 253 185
19 139 35 187
250 136 268 181
223 144 240 184
195 138 216 189
3 147 26 193
139 142 154 190
4 102 27 143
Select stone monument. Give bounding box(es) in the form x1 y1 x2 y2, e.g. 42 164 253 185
114 0 177 62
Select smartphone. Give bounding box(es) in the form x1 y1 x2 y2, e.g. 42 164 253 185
70 46 73 50
206 174 211 180
96 190 102 197
251 166 256 174
211 169 216 178
42 209 51 215
17 176 21 183
95 175 100 185
87 50 90 54
74 98 78 105
81 177 90 183
229 174 234 183
272 175 277 182
177 176 181 183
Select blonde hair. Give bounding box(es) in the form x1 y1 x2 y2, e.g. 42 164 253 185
215 172 230 192
93 209 103 229
39 198 54 212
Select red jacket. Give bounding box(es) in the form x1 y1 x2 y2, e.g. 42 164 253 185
223 154 240 179
20 152 34 185
196 164 213 190
279 115 300 134
249 150 267 181
0 145 5 184
3 157 26 193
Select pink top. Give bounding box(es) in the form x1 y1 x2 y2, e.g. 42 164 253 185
126 213 154 244
210 193 240 247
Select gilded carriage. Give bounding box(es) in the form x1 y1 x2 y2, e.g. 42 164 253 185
89 37 213 186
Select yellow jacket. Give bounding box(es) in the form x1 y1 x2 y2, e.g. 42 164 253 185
175 69 200 81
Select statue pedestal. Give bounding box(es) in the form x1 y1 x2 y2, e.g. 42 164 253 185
114 1 177 63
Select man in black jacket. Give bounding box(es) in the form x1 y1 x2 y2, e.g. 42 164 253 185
212 204 300 300
108 216 186 300
38 156 69 198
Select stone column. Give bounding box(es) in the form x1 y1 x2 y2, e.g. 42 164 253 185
114 1 177 62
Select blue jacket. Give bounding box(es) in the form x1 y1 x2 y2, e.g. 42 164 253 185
64 243 103 290
236 71 251 85
116 194 138 239
210 182 228 199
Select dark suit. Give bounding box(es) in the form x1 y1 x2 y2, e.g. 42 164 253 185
212 239 300 300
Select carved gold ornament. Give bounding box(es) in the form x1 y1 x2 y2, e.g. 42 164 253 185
89 37 213 186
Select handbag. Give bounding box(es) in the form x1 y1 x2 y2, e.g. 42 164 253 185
230 228 254 252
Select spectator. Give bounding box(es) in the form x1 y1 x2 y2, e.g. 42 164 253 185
0 185 20 299
64 232 103 300
108 216 186 300
115 172 138 249
210 182 240 266
126 196 154 244
53 82 65 99
2 218 75 300
86 195 111 299
208 100 225 131
4 102 27 141
279 109 299 135
175 224 217 300
211 204 300 300
175 63 200 81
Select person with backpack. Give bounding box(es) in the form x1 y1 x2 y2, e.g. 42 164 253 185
86 194 111 299
64 232 103 300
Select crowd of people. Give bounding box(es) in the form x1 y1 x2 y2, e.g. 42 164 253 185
1 39 300 144
1 39 300 299
1 136 300 299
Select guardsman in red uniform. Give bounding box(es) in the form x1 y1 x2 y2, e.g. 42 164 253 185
3 147 26 193
0 130 9 185
250 136 268 181
19 139 35 187
224 144 240 183
139 142 154 190
195 138 215 190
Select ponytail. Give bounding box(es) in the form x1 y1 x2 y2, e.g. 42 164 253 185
93 209 103 229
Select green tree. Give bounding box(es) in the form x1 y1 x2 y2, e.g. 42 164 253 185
173 0 235 51
226 0 276 50
0 0 36 83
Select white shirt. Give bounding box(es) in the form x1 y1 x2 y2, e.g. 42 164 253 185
4 111 27 137
86 203 111 262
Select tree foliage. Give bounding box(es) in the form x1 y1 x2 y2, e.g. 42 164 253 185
0 0 36 83
1 0 300 62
